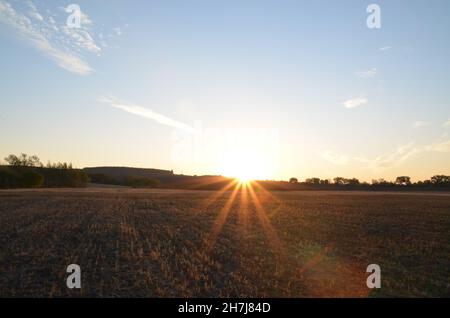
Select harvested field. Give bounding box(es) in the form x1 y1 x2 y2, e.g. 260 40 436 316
0 188 449 297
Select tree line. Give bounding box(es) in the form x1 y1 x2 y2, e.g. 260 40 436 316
0 154 89 188
288 175 450 189
0 153 160 189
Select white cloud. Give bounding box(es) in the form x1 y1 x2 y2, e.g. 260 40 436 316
97 96 199 134
379 46 391 51
0 0 101 75
355 68 377 79
342 97 367 109
413 121 430 128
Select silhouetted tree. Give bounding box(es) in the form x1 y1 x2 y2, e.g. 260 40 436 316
46 161 73 169
395 176 411 186
289 177 298 184
305 177 320 185
5 153 42 167
431 175 450 185
372 178 387 185
333 177 345 185
347 178 360 185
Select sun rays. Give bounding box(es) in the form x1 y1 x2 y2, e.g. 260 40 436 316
205 182 242 252
200 182 373 297
203 179 286 265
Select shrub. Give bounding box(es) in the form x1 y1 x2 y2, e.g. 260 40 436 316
20 170 44 188
0 167 20 188
39 168 90 187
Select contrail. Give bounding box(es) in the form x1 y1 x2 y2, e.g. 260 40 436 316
97 95 198 134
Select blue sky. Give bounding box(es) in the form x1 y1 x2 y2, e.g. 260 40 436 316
0 0 449 181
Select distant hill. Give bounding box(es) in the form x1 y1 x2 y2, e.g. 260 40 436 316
83 166 233 190
82 166 339 191
84 166 175 179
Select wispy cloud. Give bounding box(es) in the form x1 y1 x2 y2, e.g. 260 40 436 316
444 119 450 128
342 97 367 109
0 1 102 75
425 140 450 153
379 46 391 51
365 143 421 169
60 5 101 55
26 0 43 21
413 121 430 128
322 139 450 170
97 96 198 134
321 150 349 165
355 68 377 79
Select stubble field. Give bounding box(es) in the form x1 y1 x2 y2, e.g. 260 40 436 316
0 188 449 297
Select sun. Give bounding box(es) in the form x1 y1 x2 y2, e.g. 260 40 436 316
237 175 252 184
234 172 253 184
219 151 273 182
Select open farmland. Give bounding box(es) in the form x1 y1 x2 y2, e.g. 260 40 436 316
0 188 449 297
